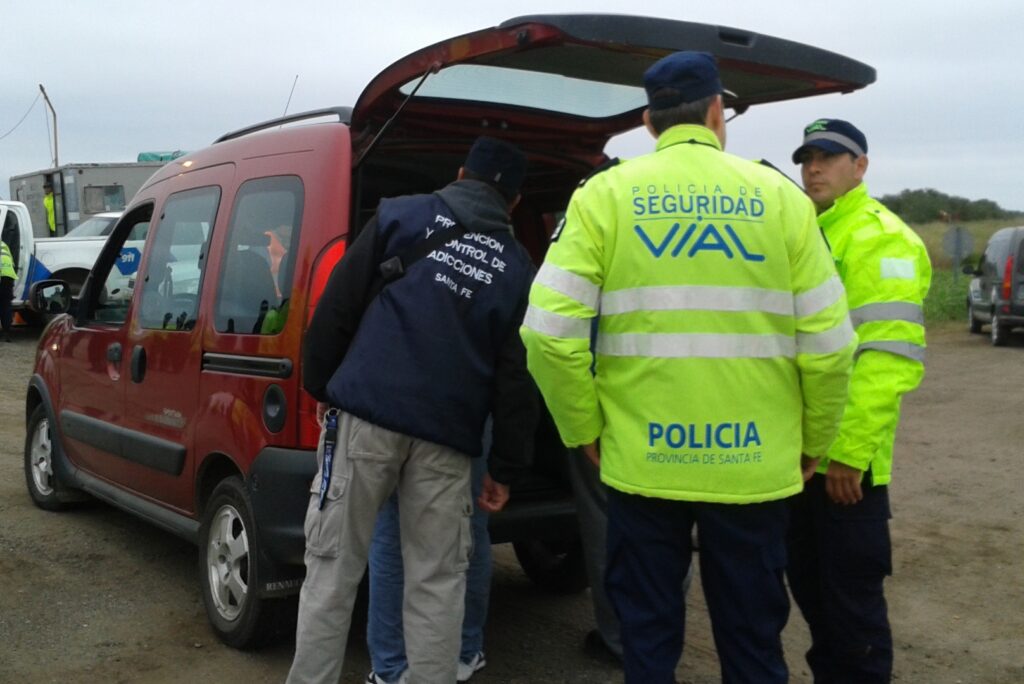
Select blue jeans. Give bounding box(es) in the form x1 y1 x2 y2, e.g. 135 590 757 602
367 454 491 681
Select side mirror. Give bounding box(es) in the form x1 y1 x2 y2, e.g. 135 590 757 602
961 264 980 276
28 279 71 315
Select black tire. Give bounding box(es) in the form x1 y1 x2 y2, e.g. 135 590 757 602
24 404 81 510
198 476 285 649
968 301 982 334
991 314 1009 346
513 537 589 595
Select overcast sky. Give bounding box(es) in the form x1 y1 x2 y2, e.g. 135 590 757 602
2 1 1021 212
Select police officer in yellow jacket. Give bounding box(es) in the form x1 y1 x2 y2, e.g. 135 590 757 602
788 119 931 683
521 52 855 684
1 239 16 341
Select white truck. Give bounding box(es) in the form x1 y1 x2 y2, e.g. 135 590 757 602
1 200 142 323
9 162 162 237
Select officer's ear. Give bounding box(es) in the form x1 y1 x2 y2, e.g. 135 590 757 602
457 167 466 181
508 193 521 212
642 109 658 140
854 155 868 181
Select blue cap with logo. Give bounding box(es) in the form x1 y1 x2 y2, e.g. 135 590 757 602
792 119 868 164
464 136 527 196
644 51 730 110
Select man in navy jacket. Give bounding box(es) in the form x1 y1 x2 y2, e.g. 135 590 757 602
288 137 537 684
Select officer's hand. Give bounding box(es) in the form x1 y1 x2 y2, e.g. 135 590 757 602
478 473 510 513
316 402 329 426
800 455 820 482
825 460 864 505
581 441 600 469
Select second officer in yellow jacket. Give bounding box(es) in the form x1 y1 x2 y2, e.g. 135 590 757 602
788 118 931 683
521 52 855 683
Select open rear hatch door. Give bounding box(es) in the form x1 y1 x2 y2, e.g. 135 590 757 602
351 13 876 161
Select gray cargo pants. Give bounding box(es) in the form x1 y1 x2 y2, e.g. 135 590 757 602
286 411 473 684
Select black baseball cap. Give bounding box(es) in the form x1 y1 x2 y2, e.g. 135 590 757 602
463 136 527 196
792 119 868 163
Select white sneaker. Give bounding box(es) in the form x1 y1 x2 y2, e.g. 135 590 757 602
365 671 408 684
456 651 486 682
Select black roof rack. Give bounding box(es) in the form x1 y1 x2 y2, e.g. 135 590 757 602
213 106 352 144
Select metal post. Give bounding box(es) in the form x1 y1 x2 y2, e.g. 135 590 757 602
39 84 58 167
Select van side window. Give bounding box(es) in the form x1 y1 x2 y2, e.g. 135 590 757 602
137 187 220 331
214 176 303 335
85 205 155 325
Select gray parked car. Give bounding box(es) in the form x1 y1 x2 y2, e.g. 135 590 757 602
965 226 1024 345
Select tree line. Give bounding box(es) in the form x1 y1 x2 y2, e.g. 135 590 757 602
877 188 1022 223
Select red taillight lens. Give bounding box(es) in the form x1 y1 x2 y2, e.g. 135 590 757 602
297 238 347 449
307 238 347 323
1002 256 1014 300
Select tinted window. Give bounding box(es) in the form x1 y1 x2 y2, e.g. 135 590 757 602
983 234 1011 278
214 176 303 335
137 187 220 331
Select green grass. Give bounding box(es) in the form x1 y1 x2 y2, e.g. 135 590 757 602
924 268 969 323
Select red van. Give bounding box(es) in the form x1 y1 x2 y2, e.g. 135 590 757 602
23 13 874 647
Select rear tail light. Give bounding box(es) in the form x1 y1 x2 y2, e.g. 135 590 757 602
297 238 347 449
1002 256 1014 301
307 238 347 324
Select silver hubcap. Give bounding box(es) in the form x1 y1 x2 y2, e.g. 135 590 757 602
30 418 55 496
206 504 250 621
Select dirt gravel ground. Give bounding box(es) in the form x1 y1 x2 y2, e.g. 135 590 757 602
1 321 1022 683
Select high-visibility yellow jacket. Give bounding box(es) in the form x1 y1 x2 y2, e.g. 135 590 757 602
1 241 16 279
43 193 55 233
817 183 931 484
521 124 855 503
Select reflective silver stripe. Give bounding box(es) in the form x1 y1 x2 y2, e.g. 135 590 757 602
857 340 926 362
795 276 846 318
796 318 855 354
596 333 795 358
803 131 866 157
533 263 600 310
601 285 792 316
522 305 592 339
849 302 924 327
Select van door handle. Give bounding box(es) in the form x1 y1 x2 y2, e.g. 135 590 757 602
131 346 147 383
107 343 122 364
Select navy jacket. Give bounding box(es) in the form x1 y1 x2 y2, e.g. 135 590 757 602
303 180 537 483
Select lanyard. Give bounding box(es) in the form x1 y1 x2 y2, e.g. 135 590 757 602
318 409 339 510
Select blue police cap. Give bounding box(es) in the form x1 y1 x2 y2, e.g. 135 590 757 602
792 119 868 163
464 136 527 196
644 51 728 110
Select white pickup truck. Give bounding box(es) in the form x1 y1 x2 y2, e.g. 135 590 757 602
1 200 129 322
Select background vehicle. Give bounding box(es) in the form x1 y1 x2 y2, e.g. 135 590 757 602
965 225 1024 345
23 14 874 649
9 162 163 237
0 202 139 323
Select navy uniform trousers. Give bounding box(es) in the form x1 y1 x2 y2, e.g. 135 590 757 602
605 488 790 684
787 473 893 683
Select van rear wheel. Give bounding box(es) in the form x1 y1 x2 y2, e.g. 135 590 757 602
513 537 589 595
991 314 1010 346
199 476 287 648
